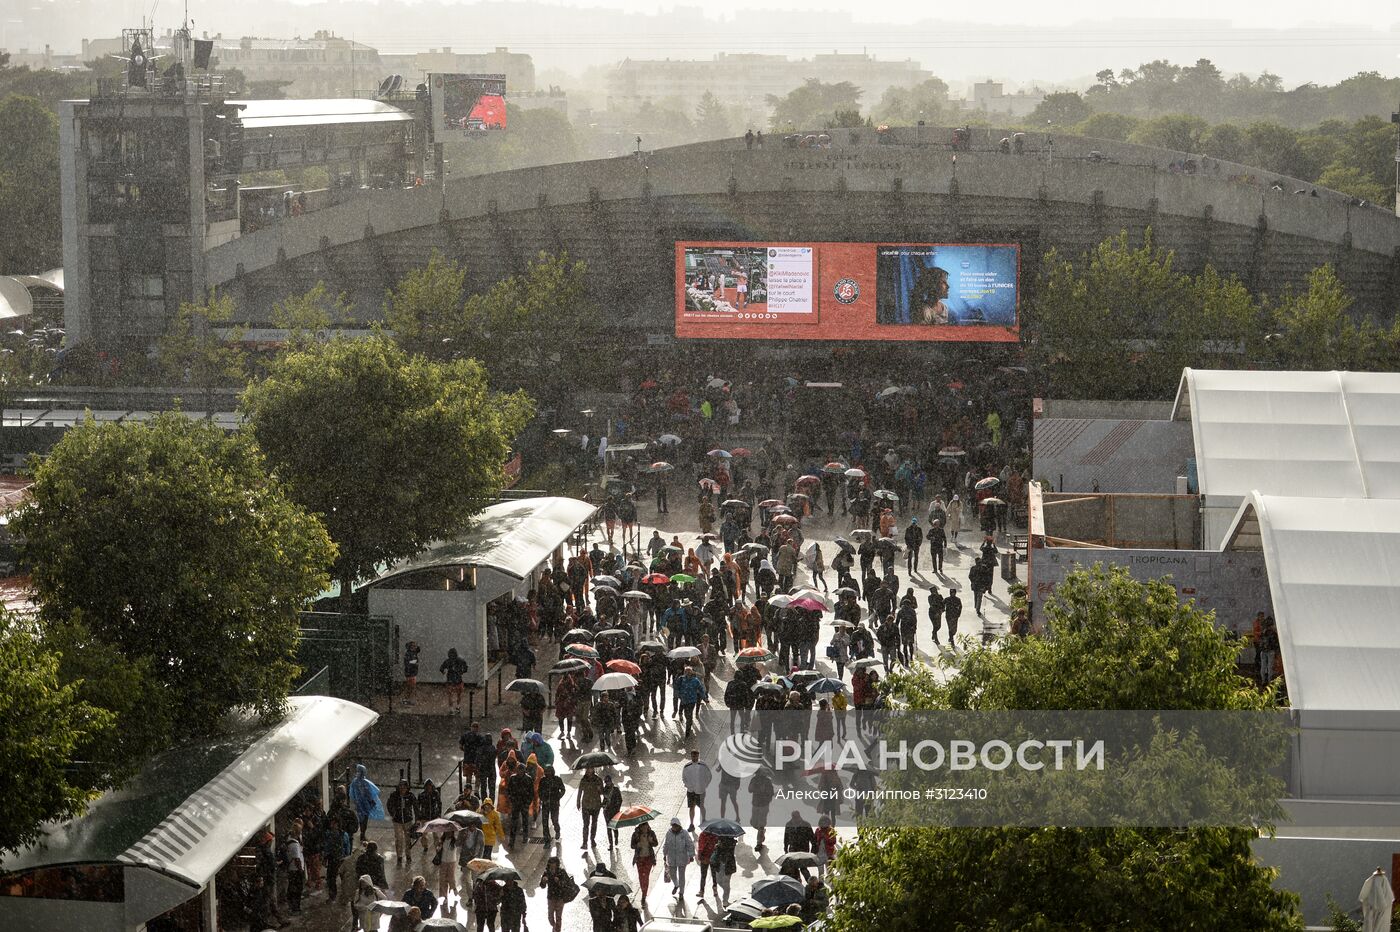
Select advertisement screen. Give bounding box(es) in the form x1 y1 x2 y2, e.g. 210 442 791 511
431 73 508 135
676 241 1019 342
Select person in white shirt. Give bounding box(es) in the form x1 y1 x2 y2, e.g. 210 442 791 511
681 749 713 831
284 824 307 914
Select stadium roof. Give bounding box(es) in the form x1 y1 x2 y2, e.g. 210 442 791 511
1 696 377 929
367 496 596 587
1224 493 1400 710
1172 369 1400 500
230 98 413 130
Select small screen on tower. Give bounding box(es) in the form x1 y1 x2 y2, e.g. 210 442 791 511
431 73 508 136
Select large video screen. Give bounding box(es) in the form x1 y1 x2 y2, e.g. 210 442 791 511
676 241 1019 342
431 73 507 135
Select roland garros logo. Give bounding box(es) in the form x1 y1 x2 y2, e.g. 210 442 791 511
833 278 860 304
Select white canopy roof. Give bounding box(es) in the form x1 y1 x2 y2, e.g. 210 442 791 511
1172 369 1400 500
1224 493 1400 710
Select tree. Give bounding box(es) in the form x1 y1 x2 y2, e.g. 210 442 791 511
1072 111 1140 142
0 94 61 273
271 281 353 349
156 292 247 407
871 78 950 126
1128 113 1209 152
1264 265 1370 371
14 414 336 741
1028 91 1092 127
1315 164 1389 203
830 566 1302 932
694 91 736 139
383 252 470 358
767 79 861 131
0 615 115 855
241 337 533 603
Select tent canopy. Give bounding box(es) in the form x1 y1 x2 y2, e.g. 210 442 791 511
1 695 377 925
1224 493 1400 710
367 496 596 588
1173 369 1400 500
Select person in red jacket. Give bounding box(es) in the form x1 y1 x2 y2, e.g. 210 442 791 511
694 828 718 899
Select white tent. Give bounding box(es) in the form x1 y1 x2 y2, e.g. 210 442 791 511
1224 492 1400 711
1173 369 1400 546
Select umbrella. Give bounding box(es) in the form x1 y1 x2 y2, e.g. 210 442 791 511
752 916 806 929
981 497 1007 506
833 537 855 554
419 818 460 834
506 678 545 694
575 750 619 768
445 809 484 826
788 492 811 503
621 590 652 601
873 489 899 502
371 900 411 916
736 648 776 666
758 499 785 508
658 434 682 446
667 645 701 660
790 597 826 612
591 671 639 691
832 619 855 629
583 875 633 895
419 919 468 932
592 574 621 588
699 818 746 838
742 542 770 554
646 461 674 473
606 659 642 675
467 858 497 873
551 658 590 674
771 514 799 526
876 385 901 399
642 573 670 584
670 573 697 584
774 851 819 868
565 643 600 659
706 376 729 389
724 899 767 922
592 584 620 597
789 670 823 686
752 681 785 694
596 628 632 640
658 546 683 555
696 533 720 542
850 657 882 671
844 467 866 478
835 585 858 596
722 498 749 509
563 628 596 643
794 475 821 488
849 529 873 540
790 588 828 604
609 805 661 828
751 875 806 908
938 447 966 457
975 476 1000 490
637 639 667 652
708 449 733 458
481 866 522 883
768 504 792 514
824 461 847 473
731 447 753 457
699 478 720 492
808 677 846 693
768 594 792 609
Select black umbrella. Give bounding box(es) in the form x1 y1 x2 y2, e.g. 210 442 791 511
575 751 619 768
506 678 545 694
596 628 632 640
550 658 590 675
480 866 522 883
789 670 822 686
582 875 632 895
563 628 596 643
750 876 806 908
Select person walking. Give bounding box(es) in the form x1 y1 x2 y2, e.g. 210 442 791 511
417 780 442 859
829 624 851 680
749 766 775 850
662 817 696 902
348 764 382 843
927 586 946 646
435 827 460 905
602 774 624 851
539 856 576 932
386 780 418 867
927 519 947 574
402 875 439 920
471 877 502 932
479 798 503 858
947 495 963 544
944 588 963 645
577 766 604 849
904 518 923 573
808 543 829 593
631 820 659 900
538 764 565 842
441 648 469 712
711 834 738 905
695 827 717 899
351 874 385 931
681 748 713 831
674 665 708 738
498 877 527 932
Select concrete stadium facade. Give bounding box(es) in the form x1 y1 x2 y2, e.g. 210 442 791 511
208 127 1400 332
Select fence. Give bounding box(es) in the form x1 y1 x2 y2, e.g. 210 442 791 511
293 664 331 697
297 611 394 710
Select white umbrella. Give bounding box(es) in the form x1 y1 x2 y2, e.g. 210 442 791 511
1361 868 1394 932
873 489 899 502
658 434 682 446
844 467 866 478
592 671 639 691
768 594 792 609
667 646 702 660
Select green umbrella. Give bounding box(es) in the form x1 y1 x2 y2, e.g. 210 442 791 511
670 573 696 584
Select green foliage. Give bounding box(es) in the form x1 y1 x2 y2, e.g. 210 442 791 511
271 281 353 348
1029 91 1093 127
767 79 862 131
241 336 533 599
1326 894 1363 931
156 292 247 401
0 95 61 273
1316 165 1390 203
871 78 950 126
693 91 737 139
384 252 469 357
1072 111 1141 141
830 567 1301 932
464 104 580 173
1128 112 1210 152
0 615 115 855
15 414 335 742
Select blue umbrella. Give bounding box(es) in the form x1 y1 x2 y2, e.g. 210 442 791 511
808 678 846 694
699 818 745 838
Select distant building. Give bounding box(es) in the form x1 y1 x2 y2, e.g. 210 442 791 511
0 45 83 70
966 80 1045 118
606 52 929 123
379 47 536 94
83 30 382 98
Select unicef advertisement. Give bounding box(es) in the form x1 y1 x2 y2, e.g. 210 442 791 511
676 241 1019 343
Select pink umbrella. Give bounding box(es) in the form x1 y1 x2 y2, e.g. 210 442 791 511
789 597 827 612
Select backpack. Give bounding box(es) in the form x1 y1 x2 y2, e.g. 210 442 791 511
555 870 580 902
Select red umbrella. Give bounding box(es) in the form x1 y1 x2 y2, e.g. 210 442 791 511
790 597 826 612
642 573 670 584
771 514 799 526
647 462 674 473
758 499 784 508
606 659 642 676
795 475 821 489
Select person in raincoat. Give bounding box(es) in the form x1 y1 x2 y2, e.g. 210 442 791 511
698 498 716 534
662 817 696 901
348 764 384 842
947 494 963 543
478 798 504 858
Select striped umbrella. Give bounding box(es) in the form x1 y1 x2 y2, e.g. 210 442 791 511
736 647 776 666
565 643 599 659
609 805 662 828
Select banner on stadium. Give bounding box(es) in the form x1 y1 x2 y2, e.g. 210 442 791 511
676 241 1020 342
